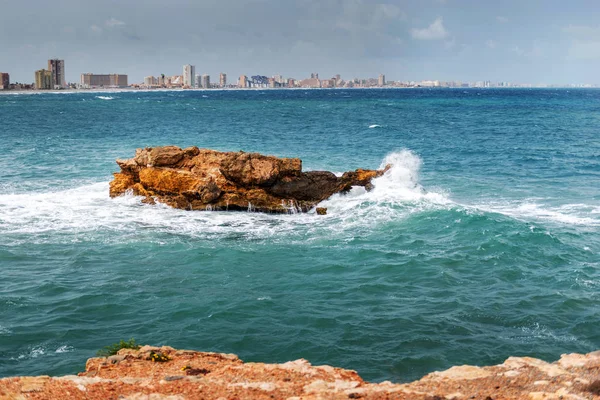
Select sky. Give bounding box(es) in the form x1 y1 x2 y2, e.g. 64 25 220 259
1 0 600 84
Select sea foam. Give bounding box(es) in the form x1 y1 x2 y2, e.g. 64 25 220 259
0 150 597 248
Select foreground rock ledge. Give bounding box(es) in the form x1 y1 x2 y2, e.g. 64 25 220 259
109 146 389 213
1 346 599 400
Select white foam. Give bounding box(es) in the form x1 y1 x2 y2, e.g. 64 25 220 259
12 346 46 360
369 124 381 128
322 149 450 211
55 345 74 353
470 200 600 227
0 150 597 247
511 322 578 343
96 96 115 100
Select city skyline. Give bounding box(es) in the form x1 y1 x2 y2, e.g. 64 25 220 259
1 1 600 85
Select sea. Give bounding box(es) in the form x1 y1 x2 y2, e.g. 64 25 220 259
0 88 599 383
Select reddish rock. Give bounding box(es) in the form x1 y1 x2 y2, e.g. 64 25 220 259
1 346 599 399
109 146 388 213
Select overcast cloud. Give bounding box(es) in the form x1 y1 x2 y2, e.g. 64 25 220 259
1 0 599 84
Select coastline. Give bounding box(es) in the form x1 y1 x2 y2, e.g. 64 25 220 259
1 345 599 399
1 86 592 96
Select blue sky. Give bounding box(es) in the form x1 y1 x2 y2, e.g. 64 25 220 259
1 0 599 84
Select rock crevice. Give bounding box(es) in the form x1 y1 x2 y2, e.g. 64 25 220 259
109 146 389 213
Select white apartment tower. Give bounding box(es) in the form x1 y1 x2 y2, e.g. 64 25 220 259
183 64 196 88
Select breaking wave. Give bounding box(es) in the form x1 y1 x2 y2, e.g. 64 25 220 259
0 150 597 247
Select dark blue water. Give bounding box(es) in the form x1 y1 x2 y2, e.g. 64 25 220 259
1 88 599 382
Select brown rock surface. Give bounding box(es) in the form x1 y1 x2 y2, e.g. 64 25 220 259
1 346 599 399
109 146 388 213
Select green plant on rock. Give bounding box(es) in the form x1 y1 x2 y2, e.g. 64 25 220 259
96 338 140 357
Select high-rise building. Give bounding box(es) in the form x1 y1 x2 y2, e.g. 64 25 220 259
183 64 195 88
310 72 319 79
80 73 128 88
0 73 9 89
35 69 52 89
47 59 65 89
158 74 166 87
219 73 227 88
378 74 386 87
144 76 155 87
201 74 210 89
239 75 248 88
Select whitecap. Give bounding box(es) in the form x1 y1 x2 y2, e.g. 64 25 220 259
96 96 115 100
369 124 381 129
13 346 46 360
55 345 74 353
470 200 600 227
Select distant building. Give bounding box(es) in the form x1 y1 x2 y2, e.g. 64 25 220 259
310 72 319 79
0 73 9 89
47 59 65 89
144 76 155 87
287 78 295 88
378 74 385 87
219 73 227 88
80 73 128 88
272 74 285 85
419 80 440 87
201 74 210 89
195 74 201 88
321 78 336 88
35 69 53 89
170 75 182 87
158 74 166 87
183 64 195 88
298 78 320 88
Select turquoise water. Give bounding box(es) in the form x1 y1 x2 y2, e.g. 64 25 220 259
0 89 599 382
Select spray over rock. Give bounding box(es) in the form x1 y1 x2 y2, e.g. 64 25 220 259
109 146 390 213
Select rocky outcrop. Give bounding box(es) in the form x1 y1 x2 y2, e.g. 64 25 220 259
1 346 599 399
109 146 389 213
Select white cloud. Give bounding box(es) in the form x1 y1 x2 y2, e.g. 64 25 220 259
496 16 509 23
568 41 600 60
562 25 600 60
410 17 448 40
105 18 125 28
562 24 600 37
511 42 543 58
485 40 496 49
374 3 405 20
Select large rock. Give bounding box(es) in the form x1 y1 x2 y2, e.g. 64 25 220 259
1 346 599 399
109 146 388 213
